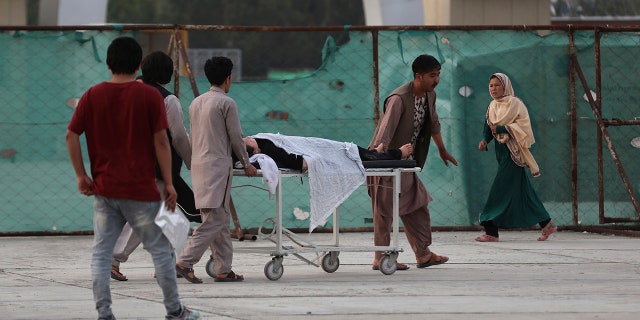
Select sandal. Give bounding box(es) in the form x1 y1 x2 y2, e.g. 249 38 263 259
416 252 449 268
110 265 127 281
538 220 557 241
372 263 410 271
214 270 244 282
176 264 203 283
475 234 499 242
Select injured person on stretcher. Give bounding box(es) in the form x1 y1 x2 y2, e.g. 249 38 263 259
232 133 415 231
240 135 412 171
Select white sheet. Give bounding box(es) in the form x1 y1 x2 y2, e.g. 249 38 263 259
249 153 278 199
253 133 366 231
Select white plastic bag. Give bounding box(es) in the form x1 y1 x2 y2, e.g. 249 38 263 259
154 204 190 255
113 223 134 256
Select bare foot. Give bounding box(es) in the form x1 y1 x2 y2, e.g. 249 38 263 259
374 143 385 153
399 144 413 158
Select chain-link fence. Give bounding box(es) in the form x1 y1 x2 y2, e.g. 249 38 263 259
1 25 639 235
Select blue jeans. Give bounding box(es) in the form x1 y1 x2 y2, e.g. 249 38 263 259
92 195 181 318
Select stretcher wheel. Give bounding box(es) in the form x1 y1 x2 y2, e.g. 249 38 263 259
205 255 215 278
378 254 397 275
321 252 340 273
264 257 284 281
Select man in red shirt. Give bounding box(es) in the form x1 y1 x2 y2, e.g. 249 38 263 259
66 36 199 320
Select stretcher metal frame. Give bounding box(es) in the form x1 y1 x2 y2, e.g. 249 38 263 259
227 166 420 281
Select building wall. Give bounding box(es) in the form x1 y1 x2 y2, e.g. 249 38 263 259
0 0 26 25
38 0 107 25
423 0 550 25
364 0 425 26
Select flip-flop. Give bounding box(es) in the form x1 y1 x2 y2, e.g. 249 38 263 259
372 263 410 271
176 264 203 283
538 221 558 241
416 253 449 268
475 234 499 242
110 265 127 281
214 270 244 282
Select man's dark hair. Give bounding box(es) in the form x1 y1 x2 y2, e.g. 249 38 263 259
141 51 173 85
412 54 441 75
106 37 143 75
204 56 233 86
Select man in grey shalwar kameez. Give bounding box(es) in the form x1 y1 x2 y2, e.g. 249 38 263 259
368 54 458 270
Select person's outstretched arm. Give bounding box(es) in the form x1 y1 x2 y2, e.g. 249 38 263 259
432 133 458 167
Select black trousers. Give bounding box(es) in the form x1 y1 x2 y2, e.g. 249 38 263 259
174 175 201 223
482 219 551 237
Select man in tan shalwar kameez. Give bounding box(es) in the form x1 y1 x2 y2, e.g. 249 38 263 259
176 57 257 283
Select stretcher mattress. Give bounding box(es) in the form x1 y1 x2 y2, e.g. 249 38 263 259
361 159 417 168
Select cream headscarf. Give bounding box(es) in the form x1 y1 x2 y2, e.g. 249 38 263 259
486 73 540 176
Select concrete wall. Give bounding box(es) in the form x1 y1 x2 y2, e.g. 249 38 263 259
423 0 550 25
39 0 107 25
0 0 26 25
365 0 551 26
0 0 107 26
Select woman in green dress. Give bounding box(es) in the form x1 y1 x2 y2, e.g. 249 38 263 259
475 73 556 242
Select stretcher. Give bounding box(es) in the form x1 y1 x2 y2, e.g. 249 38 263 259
218 161 420 281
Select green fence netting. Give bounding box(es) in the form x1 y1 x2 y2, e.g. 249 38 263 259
1 27 639 233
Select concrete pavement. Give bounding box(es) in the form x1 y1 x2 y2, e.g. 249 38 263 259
1 230 639 319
